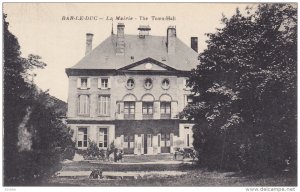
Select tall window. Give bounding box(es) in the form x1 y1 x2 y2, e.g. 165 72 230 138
142 102 153 119
124 102 135 119
98 95 110 116
98 128 108 148
160 102 171 119
78 95 89 115
78 128 87 147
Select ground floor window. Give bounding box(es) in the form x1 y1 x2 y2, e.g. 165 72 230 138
98 128 108 148
77 127 88 147
124 135 134 148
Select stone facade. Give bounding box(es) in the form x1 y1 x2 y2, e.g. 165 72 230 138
66 24 198 155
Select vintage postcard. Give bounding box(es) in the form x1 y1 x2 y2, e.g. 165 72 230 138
2 2 297 191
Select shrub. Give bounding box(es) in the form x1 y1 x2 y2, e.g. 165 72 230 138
86 140 100 158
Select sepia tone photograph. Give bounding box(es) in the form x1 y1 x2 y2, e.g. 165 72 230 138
2 2 297 189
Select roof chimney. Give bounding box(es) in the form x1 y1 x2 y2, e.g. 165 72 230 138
191 37 198 53
85 33 94 55
138 25 151 38
167 26 176 54
116 23 125 55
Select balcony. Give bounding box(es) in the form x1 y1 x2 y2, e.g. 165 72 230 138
160 113 171 119
124 114 135 120
143 114 153 120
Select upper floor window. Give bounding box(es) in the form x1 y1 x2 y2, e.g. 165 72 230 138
98 77 111 89
184 78 191 90
124 101 135 119
77 77 90 89
126 78 135 89
78 95 89 115
184 95 193 106
160 102 171 119
77 127 88 148
142 102 153 119
144 78 153 89
187 95 193 104
161 78 170 90
98 95 110 116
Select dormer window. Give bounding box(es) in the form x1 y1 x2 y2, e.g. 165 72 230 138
161 78 170 90
98 77 111 89
144 78 153 89
126 78 135 89
77 77 90 89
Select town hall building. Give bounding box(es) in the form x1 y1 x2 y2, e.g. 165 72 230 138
65 23 199 155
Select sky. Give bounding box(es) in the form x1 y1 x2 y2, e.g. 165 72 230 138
3 3 251 102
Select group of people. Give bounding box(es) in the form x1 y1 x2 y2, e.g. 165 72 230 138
173 148 197 161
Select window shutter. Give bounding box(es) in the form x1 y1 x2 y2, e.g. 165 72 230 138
108 97 111 115
98 78 102 89
183 78 186 89
77 78 81 88
107 78 111 89
87 78 91 89
120 102 124 113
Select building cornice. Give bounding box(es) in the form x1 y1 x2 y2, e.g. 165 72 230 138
65 68 190 77
67 119 194 124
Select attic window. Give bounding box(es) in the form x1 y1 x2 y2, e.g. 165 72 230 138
144 78 153 89
126 78 135 90
162 57 166 61
161 79 170 90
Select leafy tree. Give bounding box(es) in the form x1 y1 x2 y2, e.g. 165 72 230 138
4 14 74 185
180 4 297 174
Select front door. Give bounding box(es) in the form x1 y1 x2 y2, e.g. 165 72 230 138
161 133 171 153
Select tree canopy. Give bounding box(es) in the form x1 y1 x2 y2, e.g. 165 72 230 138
180 4 297 174
4 14 74 185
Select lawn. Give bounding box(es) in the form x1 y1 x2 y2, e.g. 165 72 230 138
43 159 297 186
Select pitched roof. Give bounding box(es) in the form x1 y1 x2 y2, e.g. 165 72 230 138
69 34 199 71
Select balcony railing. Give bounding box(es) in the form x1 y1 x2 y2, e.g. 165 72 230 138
124 114 135 120
160 113 171 119
143 114 153 119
